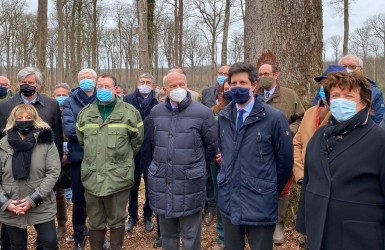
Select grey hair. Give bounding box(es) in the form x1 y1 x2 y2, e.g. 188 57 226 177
78 68 97 80
17 67 43 86
53 82 71 92
139 73 155 83
338 54 364 68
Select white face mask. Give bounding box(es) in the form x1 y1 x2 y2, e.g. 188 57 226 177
169 87 187 103
138 84 152 95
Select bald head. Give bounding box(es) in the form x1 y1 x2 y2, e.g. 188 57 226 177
163 72 188 88
0 76 10 88
217 65 230 77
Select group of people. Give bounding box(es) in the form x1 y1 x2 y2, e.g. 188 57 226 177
0 53 383 250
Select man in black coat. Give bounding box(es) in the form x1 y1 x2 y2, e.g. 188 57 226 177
123 73 158 232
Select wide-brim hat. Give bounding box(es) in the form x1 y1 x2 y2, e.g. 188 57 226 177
314 65 347 82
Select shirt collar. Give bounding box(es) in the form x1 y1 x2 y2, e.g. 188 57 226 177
20 93 38 104
236 96 254 115
263 85 277 98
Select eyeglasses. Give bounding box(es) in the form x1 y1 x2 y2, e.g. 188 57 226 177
258 72 273 77
217 72 229 77
96 84 114 90
342 65 361 70
139 81 152 85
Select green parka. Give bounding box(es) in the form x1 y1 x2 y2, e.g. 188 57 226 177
76 98 143 196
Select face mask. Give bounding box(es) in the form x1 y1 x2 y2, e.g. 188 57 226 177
319 86 326 102
217 75 227 87
169 88 187 103
230 87 251 104
56 96 68 107
346 68 355 74
0 86 8 97
97 89 113 102
259 77 274 90
20 84 36 97
14 120 35 135
138 85 152 95
79 79 95 92
330 98 357 122
224 91 233 103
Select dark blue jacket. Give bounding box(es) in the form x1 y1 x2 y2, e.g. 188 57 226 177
217 95 293 226
62 87 96 163
147 94 218 218
312 78 385 123
123 90 158 120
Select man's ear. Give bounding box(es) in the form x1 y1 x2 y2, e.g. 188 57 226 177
274 72 280 80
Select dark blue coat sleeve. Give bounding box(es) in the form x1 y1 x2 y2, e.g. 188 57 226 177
273 113 294 194
370 85 385 124
62 98 78 140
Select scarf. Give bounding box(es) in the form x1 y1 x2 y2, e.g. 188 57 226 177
78 88 97 105
323 108 368 155
7 128 38 180
136 89 154 117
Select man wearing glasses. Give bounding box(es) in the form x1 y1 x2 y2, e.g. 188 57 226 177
76 73 143 249
123 73 158 232
338 54 385 124
0 76 13 100
256 62 305 245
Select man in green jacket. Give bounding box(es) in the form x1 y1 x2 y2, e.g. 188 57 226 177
76 73 143 249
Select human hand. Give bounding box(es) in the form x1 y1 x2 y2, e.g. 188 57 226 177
16 199 32 213
215 153 222 165
7 200 26 215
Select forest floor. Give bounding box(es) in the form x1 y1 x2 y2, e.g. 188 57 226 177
25 181 306 250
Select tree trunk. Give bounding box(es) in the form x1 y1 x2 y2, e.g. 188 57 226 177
147 0 155 72
173 0 179 67
91 0 98 70
137 0 150 73
76 0 83 78
343 0 349 55
221 0 230 65
57 0 64 83
177 0 183 66
36 0 48 91
244 0 323 104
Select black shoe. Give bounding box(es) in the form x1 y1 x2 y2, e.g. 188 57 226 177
73 241 85 250
153 236 162 248
144 217 154 232
125 217 138 232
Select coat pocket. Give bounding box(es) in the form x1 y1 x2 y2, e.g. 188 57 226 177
342 220 384 250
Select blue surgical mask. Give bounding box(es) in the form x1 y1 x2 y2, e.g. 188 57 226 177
230 87 251 104
97 89 113 102
217 75 227 86
330 98 357 122
224 91 233 103
0 86 8 97
55 96 68 107
319 86 326 102
79 79 94 92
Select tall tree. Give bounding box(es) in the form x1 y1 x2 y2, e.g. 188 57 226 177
221 0 230 65
329 35 342 63
244 0 323 103
56 0 65 82
36 0 48 91
137 0 150 73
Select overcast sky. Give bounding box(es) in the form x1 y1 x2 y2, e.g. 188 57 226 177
28 0 385 61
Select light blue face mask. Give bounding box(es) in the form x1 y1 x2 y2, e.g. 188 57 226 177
217 75 227 86
330 98 357 122
319 86 326 102
97 89 113 102
55 96 68 107
79 79 94 92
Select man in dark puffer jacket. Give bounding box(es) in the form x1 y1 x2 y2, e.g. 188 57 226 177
147 71 218 250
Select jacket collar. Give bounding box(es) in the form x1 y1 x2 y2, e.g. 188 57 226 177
165 92 192 112
256 84 281 103
16 93 45 106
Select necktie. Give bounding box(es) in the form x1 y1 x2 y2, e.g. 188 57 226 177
265 91 270 101
237 109 246 131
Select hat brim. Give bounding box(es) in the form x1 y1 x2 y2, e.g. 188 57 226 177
314 76 326 83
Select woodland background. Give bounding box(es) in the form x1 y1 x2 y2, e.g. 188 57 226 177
0 0 384 107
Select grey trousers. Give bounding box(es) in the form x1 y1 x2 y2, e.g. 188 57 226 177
158 211 202 250
222 216 274 250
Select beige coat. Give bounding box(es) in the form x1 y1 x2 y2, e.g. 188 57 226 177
0 129 60 228
293 101 330 182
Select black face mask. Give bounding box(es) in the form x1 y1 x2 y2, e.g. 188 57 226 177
20 84 36 97
14 121 35 135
